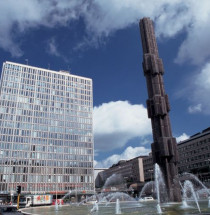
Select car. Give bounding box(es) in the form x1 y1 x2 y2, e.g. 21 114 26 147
139 196 154 202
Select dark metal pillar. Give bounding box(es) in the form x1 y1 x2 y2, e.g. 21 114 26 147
139 17 181 202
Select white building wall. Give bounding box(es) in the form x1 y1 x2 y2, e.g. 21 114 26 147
0 61 94 194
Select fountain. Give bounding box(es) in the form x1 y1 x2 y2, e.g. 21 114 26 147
139 181 154 199
22 167 210 215
115 199 121 214
157 203 162 214
182 180 201 213
90 201 99 213
155 164 163 213
181 172 210 195
55 201 58 211
103 173 125 190
105 192 137 205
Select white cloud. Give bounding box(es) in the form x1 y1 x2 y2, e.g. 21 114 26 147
46 38 61 57
176 133 189 143
1 0 210 64
68 0 210 65
173 1 210 64
46 38 69 62
186 62 210 114
93 101 152 152
95 146 150 168
196 63 210 90
188 104 202 114
0 0 86 56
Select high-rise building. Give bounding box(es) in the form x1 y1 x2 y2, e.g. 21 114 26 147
0 61 94 195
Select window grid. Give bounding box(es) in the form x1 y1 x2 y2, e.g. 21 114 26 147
0 62 94 194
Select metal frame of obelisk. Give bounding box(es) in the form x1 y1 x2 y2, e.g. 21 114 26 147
139 17 181 202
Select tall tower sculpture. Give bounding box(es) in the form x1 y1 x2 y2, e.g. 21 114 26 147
139 17 181 202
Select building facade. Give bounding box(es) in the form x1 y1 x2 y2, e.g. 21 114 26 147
142 127 210 184
178 127 210 184
142 152 153 182
0 61 94 195
95 127 210 194
94 168 107 188
96 156 146 193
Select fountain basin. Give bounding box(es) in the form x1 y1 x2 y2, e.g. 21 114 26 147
21 200 210 215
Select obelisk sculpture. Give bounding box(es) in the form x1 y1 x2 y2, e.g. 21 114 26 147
139 17 181 202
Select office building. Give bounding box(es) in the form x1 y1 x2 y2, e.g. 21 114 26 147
142 127 210 184
178 127 210 183
142 152 153 182
0 61 94 195
94 168 107 188
95 127 210 194
96 156 146 193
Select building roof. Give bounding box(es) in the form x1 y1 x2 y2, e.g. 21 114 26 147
178 127 210 146
109 155 149 169
4 61 92 81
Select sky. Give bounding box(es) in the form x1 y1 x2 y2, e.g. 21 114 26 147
0 0 210 168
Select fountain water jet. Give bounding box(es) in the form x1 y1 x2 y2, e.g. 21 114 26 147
105 192 137 205
181 172 210 209
183 180 201 213
155 164 163 213
139 181 154 199
115 199 121 214
90 202 99 212
103 174 125 190
182 172 210 195
157 203 162 214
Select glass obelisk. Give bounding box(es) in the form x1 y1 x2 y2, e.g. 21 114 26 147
139 17 181 202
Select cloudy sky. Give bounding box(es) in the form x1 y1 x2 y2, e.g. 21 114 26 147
0 0 210 168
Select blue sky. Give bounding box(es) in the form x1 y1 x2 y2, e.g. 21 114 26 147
0 0 210 168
